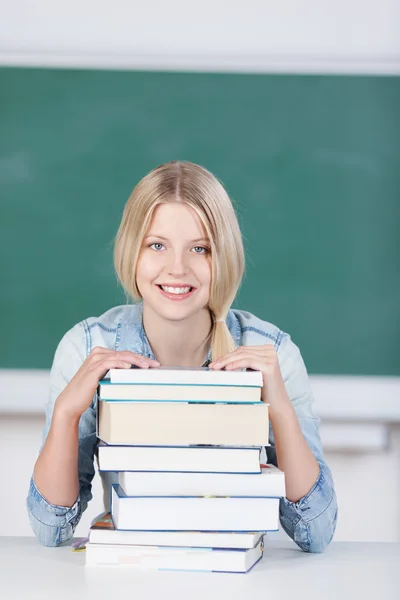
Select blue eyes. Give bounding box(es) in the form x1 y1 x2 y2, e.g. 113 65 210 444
150 243 164 251
149 243 209 254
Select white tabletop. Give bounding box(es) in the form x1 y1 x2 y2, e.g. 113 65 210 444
1 536 400 600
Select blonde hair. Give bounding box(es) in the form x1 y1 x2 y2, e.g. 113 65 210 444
114 161 245 361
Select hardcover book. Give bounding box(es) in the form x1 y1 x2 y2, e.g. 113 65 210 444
98 381 261 403
108 366 263 387
88 512 264 549
85 536 264 572
111 484 280 532
97 442 263 474
97 401 269 446
117 464 285 497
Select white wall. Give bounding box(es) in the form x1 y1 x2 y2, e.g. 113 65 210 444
1 1 399 72
0 415 104 538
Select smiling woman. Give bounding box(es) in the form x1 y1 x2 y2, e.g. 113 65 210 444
134 203 214 367
27 160 337 554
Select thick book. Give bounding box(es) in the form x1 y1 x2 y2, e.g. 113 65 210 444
88 512 264 549
108 366 263 387
97 401 269 446
118 464 285 497
85 537 264 572
97 442 262 474
111 484 280 531
98 381 261 403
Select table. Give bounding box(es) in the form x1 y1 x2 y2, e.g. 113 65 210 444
1 537 399 600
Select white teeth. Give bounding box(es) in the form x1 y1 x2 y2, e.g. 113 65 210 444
160 286 191 294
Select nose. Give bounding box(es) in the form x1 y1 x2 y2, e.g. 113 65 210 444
167 250 189 277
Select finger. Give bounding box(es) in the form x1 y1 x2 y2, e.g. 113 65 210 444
210 346 275 367
100 359 135 370
93 356 160 374
90 350 160 368
118 351 160 367
90 346 110 355
87 359 142 380
210 346 251 363
210 350 267 369
223 358 265 371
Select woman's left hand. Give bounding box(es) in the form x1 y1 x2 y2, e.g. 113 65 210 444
209 345 291 411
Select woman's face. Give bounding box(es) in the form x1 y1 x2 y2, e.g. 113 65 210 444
136 203 212 323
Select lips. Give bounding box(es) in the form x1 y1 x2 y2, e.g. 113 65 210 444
157 284 195 290
156 285 196 301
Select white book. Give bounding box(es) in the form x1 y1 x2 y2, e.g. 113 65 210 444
111 485 280 532
108 366 263 387
85 538 264 573
98 381 261 403
118 465 285 497
97 442 262 474
89 513 264 549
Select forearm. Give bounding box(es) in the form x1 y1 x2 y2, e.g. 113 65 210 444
269 395 320 502
33 403 80 507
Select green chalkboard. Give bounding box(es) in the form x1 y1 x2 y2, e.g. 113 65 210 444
1 67 399 375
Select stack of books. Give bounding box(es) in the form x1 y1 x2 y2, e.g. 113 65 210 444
85 367 285 573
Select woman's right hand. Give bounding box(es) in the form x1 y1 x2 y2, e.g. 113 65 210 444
54 347 160 422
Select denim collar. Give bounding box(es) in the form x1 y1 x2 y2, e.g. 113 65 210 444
116 300 242 365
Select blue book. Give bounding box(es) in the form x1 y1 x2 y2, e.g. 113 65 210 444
107 366 263 387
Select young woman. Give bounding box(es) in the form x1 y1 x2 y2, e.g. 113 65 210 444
27 161 337 551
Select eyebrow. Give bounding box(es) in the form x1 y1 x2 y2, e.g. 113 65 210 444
144 235 210 244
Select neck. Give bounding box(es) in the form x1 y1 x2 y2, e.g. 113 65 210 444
142 304 213 367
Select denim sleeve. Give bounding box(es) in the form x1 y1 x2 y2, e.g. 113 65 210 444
26 322 98 547
268 333 338 553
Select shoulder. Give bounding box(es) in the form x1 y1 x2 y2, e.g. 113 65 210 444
230 308 288 350
231 308 310 384
83 304 135 333
58 304 140 357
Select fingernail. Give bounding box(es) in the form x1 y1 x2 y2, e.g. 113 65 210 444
213 363 222 369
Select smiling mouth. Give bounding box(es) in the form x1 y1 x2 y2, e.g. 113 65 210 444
156 285 196 300
157 285 194 293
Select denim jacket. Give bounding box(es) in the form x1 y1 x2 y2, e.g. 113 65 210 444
27 301 337 551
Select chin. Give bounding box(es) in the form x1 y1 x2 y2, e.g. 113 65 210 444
153 303 206 322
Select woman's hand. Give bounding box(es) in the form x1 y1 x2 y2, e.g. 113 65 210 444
209 345 291 413
55 347 160 422
211 345 322 504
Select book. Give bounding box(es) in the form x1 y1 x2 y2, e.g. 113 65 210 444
88 512 264 549
108 366 263 387
111 484 280 531
97 442 262 474
85 537 264 572
118 464 285 497
97 401 269 446
98 381 261 403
